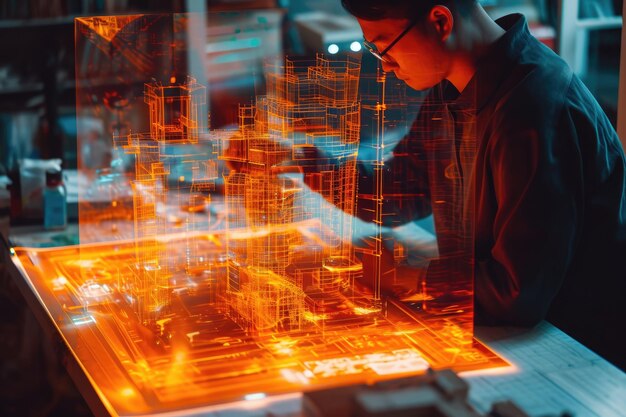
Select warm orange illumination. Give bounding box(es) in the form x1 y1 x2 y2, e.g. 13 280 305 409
10 14 508 416
14 231 506 414
119 387 135 397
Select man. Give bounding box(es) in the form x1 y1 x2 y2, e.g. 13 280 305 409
342 0 626 368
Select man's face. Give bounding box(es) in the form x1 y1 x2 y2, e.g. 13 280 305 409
358 16 451 91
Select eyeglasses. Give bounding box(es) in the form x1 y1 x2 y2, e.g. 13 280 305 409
363 16 420 64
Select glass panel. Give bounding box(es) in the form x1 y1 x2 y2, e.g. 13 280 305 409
11 13 507 416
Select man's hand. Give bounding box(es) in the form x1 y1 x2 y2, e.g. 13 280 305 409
221 130 292 175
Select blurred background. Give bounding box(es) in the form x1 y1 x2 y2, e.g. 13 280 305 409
0 0 623 177
0 1 623 416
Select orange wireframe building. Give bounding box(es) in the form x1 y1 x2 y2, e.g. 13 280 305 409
113 77 218 323
9 15 508 417
222 56 363 333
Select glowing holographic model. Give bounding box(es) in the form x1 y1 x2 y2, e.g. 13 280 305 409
9 15 508 417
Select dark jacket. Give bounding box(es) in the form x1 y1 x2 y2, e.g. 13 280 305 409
370 14 625 367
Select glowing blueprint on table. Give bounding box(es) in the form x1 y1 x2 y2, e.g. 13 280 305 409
11 14 507 416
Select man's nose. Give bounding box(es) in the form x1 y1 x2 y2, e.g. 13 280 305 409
381 59 399 73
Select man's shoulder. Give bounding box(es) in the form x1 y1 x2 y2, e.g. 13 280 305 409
491 41 574 130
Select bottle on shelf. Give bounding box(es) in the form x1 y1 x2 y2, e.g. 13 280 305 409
44 169 67 230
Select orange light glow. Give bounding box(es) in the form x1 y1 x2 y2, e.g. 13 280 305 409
120 387 135 397
11 14 507 416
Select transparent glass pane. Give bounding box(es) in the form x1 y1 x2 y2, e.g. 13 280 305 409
11 13 507 415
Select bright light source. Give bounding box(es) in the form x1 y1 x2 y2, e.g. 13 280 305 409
72 315 96 327
327 44 339 54
350 41 362 52
244 393 266 401
120 387 135 397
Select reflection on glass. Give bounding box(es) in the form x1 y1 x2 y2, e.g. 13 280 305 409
11 14 508 416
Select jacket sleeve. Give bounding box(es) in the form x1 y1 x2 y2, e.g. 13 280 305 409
475 95 584 326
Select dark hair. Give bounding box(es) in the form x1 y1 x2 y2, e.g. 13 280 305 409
341 0 477 21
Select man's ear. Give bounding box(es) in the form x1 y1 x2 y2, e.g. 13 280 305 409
428 5 454 41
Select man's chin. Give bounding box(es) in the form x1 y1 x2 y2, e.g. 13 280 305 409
402 78 434 91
